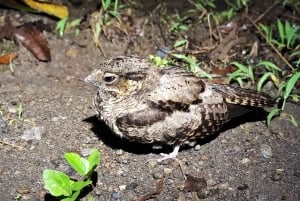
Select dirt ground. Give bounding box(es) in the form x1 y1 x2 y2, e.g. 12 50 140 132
0 1 299 201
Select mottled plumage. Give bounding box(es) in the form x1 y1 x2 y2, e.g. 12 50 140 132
85 56 274 160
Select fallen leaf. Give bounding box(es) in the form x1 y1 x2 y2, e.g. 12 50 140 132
184 174 207 192
211 65 237 75
22 0 69 19
14 23 51 61
138 179 164 201
0 18 51 61
0 53 17 64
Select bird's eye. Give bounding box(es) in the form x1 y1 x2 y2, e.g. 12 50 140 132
103 73 118 84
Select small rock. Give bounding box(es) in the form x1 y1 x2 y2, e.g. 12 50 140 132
21 127 44 141
147 160 158 170
218 182 229 190
194 144 201 151
111 191 121 200
163 168 173 175
260 144 272 158
0 117 8 134
240 158 250 164
8 107 17 114
126 182 138 190
271 169 284 181
115 149 123 156
237 183 249 190
81 148 94 157
119 185 126 191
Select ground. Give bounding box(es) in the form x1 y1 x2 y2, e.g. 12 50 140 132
0 1 299 201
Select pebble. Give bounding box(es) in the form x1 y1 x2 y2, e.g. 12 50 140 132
0 117 8 134
111 191 121 200
218 182 230 190
21 127 44 141
81 148 94 157
240 158 250 164
260 144 272 158
194 144 201 151
126 182 138 190
119 185 126 191
116 149 123 156
163 168 173 175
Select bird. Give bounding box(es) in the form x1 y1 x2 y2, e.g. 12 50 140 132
85 55 275 161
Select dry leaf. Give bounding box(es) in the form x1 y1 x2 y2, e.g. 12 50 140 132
14 23 51 61
138 179 164 201
184 174 207 192
0 53 17 64
22 0 69 19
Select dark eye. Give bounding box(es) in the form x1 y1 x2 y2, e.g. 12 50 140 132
103 73 118 84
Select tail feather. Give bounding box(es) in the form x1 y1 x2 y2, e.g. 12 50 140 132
212 84 275 107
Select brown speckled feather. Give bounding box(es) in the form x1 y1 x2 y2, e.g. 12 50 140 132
85 56 275 147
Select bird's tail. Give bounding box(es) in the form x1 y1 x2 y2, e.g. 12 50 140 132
211 84 275 107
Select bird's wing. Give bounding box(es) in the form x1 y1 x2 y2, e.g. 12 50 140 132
147 67 206 107
115 67 207 130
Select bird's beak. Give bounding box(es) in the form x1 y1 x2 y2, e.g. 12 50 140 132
84 69 100 85
84 73 95 84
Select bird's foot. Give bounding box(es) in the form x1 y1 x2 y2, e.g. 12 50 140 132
157 146 180 162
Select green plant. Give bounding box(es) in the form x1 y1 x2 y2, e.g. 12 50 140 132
9 103 23 125
225 0 249 11
171 54 212 78
149 55 170 67
168 15 189 33
56 17 82 37
101 0 121 24
228 62 254 87
43 148 100 201
256 61 282 91
267 72 300 127
90 0 123 56
9 56 15 74
259 19 300 50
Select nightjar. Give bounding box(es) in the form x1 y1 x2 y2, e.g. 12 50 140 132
85 56 274 161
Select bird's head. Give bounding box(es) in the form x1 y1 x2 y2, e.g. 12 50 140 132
85 56 157 100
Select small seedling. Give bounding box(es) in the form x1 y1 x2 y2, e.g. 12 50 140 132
149 55 170 68
256 60 282 91
267 72 300 127
259 19 300 50
43 148 100 201
56 17 68 37
9 103 23 125
56 17 82 37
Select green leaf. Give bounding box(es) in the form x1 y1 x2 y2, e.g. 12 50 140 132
290 115 298 127
257 72 272 91
61 190 80 201
87 149 101 172
174 39 187 48
284 72 300 99
71 180 92 191
257 61 282 72
267 108 281 127
43 169 72 196
277 19 285 45
64 153 90 176
171 53 188 60
56 17 68 37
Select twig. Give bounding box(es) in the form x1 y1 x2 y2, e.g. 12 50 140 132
0 140 25 150
252 1 279 24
